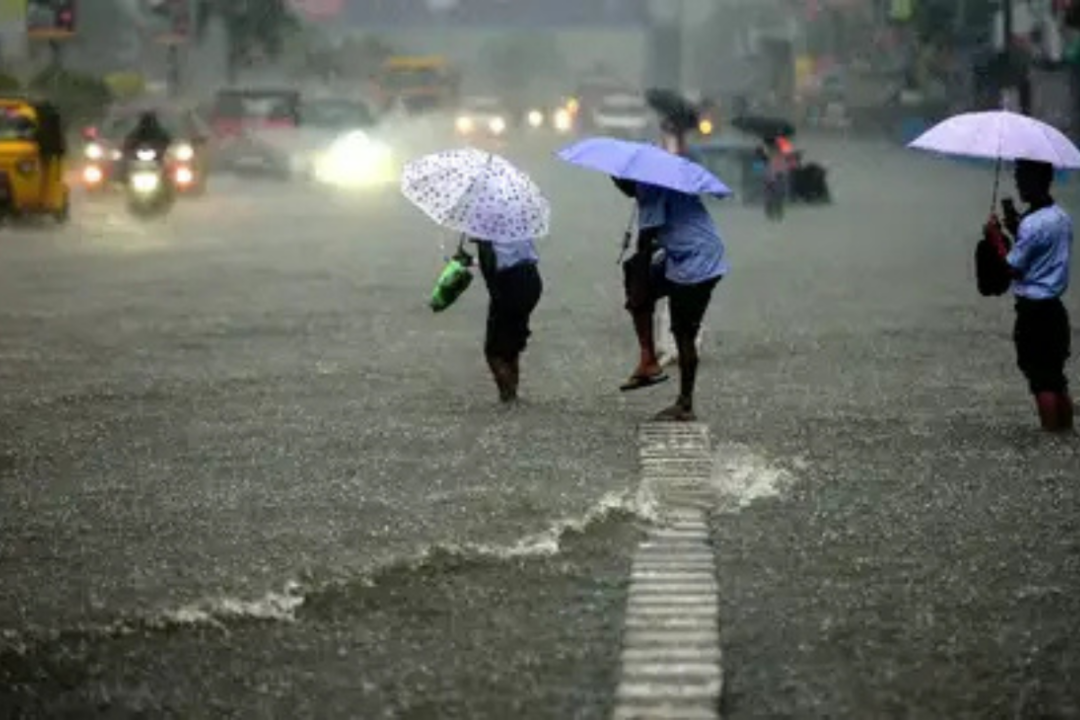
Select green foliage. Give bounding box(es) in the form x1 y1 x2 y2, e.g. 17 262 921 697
199 0 299 64
104 72 147 102
0 73 21 93
28 68 113 127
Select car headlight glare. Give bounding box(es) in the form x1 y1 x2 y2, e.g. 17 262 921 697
456 116 474 133
85 143 104 160
316 135 394 187
554 109 572 132
489 116 506 134
527 110 544 128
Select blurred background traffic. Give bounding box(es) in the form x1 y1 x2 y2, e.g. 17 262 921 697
1 0 1078 202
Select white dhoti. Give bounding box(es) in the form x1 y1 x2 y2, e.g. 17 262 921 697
655 298 704 367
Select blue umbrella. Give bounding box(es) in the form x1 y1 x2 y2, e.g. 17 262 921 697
557 137 732 198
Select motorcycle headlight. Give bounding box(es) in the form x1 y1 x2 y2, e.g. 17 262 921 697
132 172 160 193
489 116 506 134
84 143 104 160
136 148 157 162
527 110 544 128
172 143 195 162
456 116 474 133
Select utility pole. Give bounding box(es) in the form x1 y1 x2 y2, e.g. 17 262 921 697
1000 0 1031 113
167 44 180 97
647 0 683 90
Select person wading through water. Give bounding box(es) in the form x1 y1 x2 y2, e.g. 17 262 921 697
982 159 1074 432
471 236 543 404
653 115 706 368
613 157 727 421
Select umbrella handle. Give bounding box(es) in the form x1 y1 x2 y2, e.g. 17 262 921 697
990 156 1002 216
616 206 637 265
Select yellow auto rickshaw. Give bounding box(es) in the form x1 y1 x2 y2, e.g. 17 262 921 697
0 98 69 223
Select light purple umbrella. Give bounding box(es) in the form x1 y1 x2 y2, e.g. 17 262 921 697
557 137 732 198
908 110 1080 169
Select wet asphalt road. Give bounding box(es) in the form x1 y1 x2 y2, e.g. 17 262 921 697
698 140 1080 718
1 132 1079 718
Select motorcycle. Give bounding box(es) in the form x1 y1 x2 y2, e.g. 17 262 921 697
125 145 174 218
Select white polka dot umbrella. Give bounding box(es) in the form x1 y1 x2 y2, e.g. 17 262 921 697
401 148 551 244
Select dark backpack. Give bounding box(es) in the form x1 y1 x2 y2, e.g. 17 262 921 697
975 238 1012 297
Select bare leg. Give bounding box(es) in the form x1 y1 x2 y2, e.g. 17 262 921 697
631 308 663 379
508 355 521 401
1057 392 1074 431
486 355 516 403
1035 392 1062 432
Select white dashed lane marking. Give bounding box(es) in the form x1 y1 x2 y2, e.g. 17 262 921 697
612 422 723 720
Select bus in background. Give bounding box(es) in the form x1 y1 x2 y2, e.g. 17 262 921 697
373 56 459 116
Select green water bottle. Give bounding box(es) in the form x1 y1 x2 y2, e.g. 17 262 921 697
431 248 474 312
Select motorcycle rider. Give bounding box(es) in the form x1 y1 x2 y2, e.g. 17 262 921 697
122 111 172 173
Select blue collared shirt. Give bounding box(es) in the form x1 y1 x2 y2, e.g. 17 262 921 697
637 184 728 285
1007 205 1073 300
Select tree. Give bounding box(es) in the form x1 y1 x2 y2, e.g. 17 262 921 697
480 33 566 104
196 0 298 81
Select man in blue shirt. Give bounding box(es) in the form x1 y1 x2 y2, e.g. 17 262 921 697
985 159 1074 432
617 180 727 421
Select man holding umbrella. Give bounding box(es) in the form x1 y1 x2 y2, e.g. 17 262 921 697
401 148 550 404
559 138 731 422
985 159 1074 432
909 110 1078 432
645 89 708 368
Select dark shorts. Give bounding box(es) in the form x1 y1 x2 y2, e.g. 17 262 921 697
622 251 720 338
1014 297 1071 394
486 262 542 360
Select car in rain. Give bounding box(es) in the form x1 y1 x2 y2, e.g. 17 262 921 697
78 103 212 196
591 93 653 140
292 97 396 188
208 87 301 177
517 97 577 136
454 96 512 139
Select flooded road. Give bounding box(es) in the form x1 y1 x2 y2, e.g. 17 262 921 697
1 135 1077 718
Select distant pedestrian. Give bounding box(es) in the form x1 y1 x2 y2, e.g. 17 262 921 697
982 159 1074 432
472 237 543 404
762 138 788 221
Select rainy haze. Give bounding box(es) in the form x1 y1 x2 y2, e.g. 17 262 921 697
1 1 1079 718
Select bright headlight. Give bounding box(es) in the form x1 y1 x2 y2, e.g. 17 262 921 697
136 148 157 161
316 134 394 187
527 110 544 128
85 143 103 160
456 116 474 133
554 109 572 132
173 143 195 162
132 172 160 193
489 116 506 134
